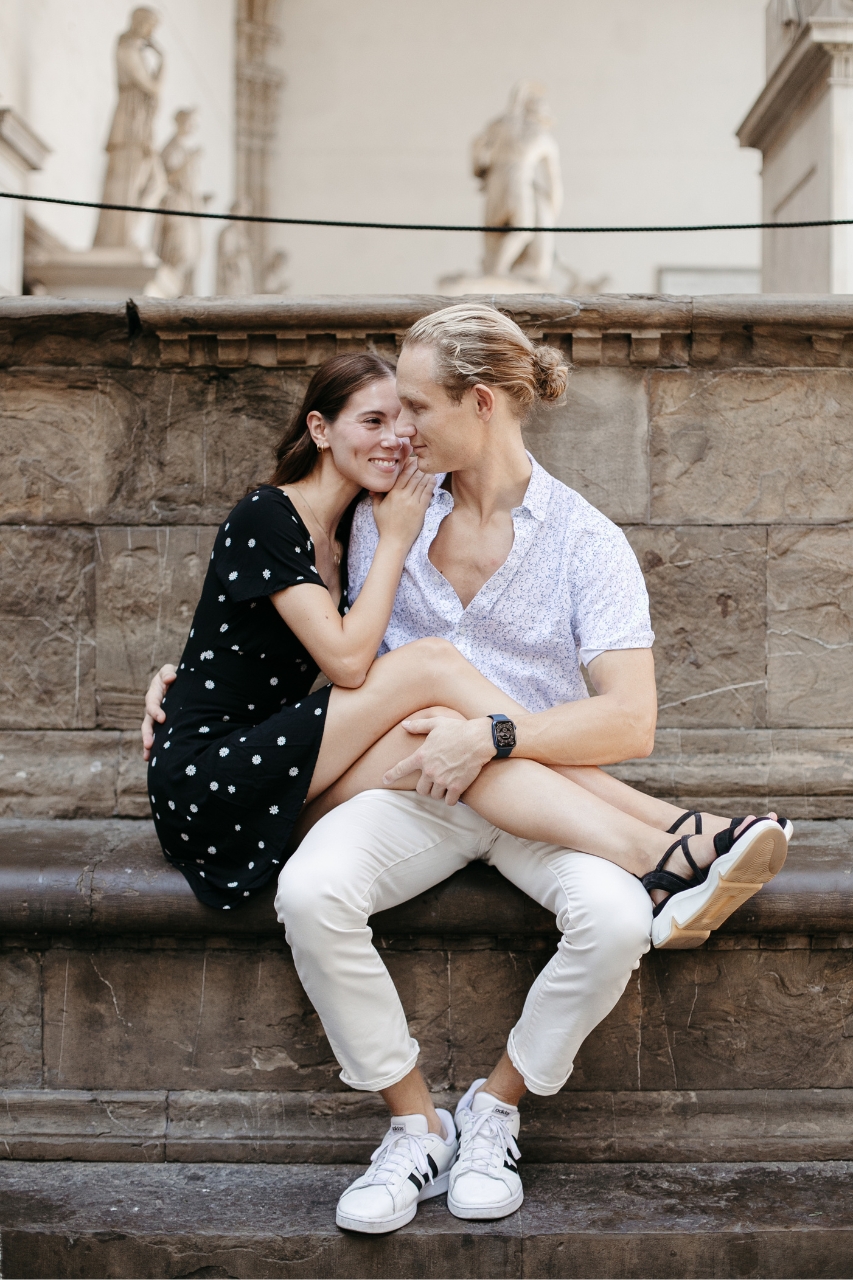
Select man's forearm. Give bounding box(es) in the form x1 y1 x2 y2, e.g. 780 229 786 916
513 693 656 767
512 650 658 768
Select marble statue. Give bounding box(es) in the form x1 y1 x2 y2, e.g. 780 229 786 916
155 109 203 294
94 7 166 249
472 81 563 285
216 200 255 295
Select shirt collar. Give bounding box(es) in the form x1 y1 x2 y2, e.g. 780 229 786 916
430 454 552 522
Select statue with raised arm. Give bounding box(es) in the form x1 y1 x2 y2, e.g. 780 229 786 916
472 82 563 285
155 109 203 294
94 6 166 249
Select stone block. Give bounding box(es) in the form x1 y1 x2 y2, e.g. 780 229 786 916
524 368 648 523
0 526 95 729
107 367 309 525
42 947 341 1092
94 526 216 728
0 731 119 818
650 369 853 523
624 526 767 728
768 527 853 728
0 952 42 1087
0 371 131 524
637 947 853 1090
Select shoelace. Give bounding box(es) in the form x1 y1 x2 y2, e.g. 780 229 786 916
363 1129 434 1190
457 1108 521 1174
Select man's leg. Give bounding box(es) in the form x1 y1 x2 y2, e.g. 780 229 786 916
487 835 652 1094
275 788 495 1233
446 835 652 1221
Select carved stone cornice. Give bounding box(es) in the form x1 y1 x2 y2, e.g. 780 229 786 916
5 294 853 370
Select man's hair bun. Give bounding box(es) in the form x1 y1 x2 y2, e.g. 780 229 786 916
533 344 570 403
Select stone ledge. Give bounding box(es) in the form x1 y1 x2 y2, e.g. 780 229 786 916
0 817 851 938
1 1087 852 1166
6 295 853 370
2 729 852 820
1 1159 852 1279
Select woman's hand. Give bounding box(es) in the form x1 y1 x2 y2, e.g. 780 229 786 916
371 457 434 550
141 663 177 760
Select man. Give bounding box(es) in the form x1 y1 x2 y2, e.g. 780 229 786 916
277 303 659 1235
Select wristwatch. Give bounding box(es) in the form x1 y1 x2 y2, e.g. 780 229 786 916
488 713 517 759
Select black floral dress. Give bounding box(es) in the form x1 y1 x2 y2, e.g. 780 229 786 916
147 485 345 910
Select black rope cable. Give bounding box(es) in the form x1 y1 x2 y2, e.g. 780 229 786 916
2 188 852 233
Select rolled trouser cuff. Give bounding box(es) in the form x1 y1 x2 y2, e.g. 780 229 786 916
338 1042 421 1093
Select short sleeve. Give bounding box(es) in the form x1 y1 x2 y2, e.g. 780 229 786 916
347 496 379 605
215 489 320 603
570 519 655 658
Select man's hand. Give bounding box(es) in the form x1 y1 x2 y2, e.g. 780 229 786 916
382 715 495 805
141 663 178 761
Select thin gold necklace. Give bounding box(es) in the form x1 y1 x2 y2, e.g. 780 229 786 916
286 486 341 566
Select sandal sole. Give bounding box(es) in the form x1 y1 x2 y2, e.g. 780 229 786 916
652 820 788 950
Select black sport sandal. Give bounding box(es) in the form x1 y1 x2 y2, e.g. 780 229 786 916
643 817 789 950
668 809 793 843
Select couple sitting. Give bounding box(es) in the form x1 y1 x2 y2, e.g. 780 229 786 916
142 303 789 1235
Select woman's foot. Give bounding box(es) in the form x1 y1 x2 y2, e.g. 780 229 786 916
644 817 789 950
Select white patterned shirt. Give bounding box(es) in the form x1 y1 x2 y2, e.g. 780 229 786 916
348 455 654 713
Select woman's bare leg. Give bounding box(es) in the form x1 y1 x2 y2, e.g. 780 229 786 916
300 708 755 883
305 637 747 848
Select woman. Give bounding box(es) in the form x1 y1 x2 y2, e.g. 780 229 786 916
144 342 786 947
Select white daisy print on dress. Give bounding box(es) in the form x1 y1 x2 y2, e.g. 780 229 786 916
185 765 196 776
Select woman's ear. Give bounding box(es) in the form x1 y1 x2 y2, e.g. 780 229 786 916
306 410 330 451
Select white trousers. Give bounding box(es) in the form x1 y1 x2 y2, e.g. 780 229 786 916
275 790 652 1097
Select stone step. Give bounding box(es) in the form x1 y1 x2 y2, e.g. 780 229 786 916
1 1159 851 1279
1 817 853 1167
1 816 852 937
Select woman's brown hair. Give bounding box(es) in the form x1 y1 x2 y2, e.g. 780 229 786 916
264 352 397 488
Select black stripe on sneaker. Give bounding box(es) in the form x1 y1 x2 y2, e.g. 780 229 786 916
427 1154 439 1178
408 1172 423 1190
504 1159 518 1172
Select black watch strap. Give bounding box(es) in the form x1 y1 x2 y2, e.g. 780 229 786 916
488 713 516 759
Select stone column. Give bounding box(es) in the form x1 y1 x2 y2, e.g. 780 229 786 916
235 0 283 287
739 2 853 292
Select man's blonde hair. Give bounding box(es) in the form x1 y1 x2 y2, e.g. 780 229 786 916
403 303 569 413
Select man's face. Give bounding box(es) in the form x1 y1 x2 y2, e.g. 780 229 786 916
395 344 484 475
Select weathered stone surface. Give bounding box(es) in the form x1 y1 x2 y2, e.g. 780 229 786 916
625 526 767 728
0 731 120 818
117 731 149 816
637 946 853 1091
107 367 307 525
524 367 648 523
4 1085 850 1165
611 729 853 819
767 526 853 728
0 1090 165 1161
0 952 42 1087
0 372 132 525
41 947 341 1092
649 369 853 523
0 526 96 729
1 1159 852 1280
95 526 216 728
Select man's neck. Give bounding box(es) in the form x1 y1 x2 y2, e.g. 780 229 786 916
446 434 532 524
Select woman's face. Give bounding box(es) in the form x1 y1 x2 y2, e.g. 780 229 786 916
316 377 406 491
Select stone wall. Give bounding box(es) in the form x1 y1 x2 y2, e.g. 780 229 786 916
1 293 851 818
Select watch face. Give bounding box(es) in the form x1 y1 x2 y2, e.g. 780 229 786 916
493 719 516 750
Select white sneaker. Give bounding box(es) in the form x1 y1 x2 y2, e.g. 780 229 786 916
448 1079 523 1220
335 1109 457 1234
